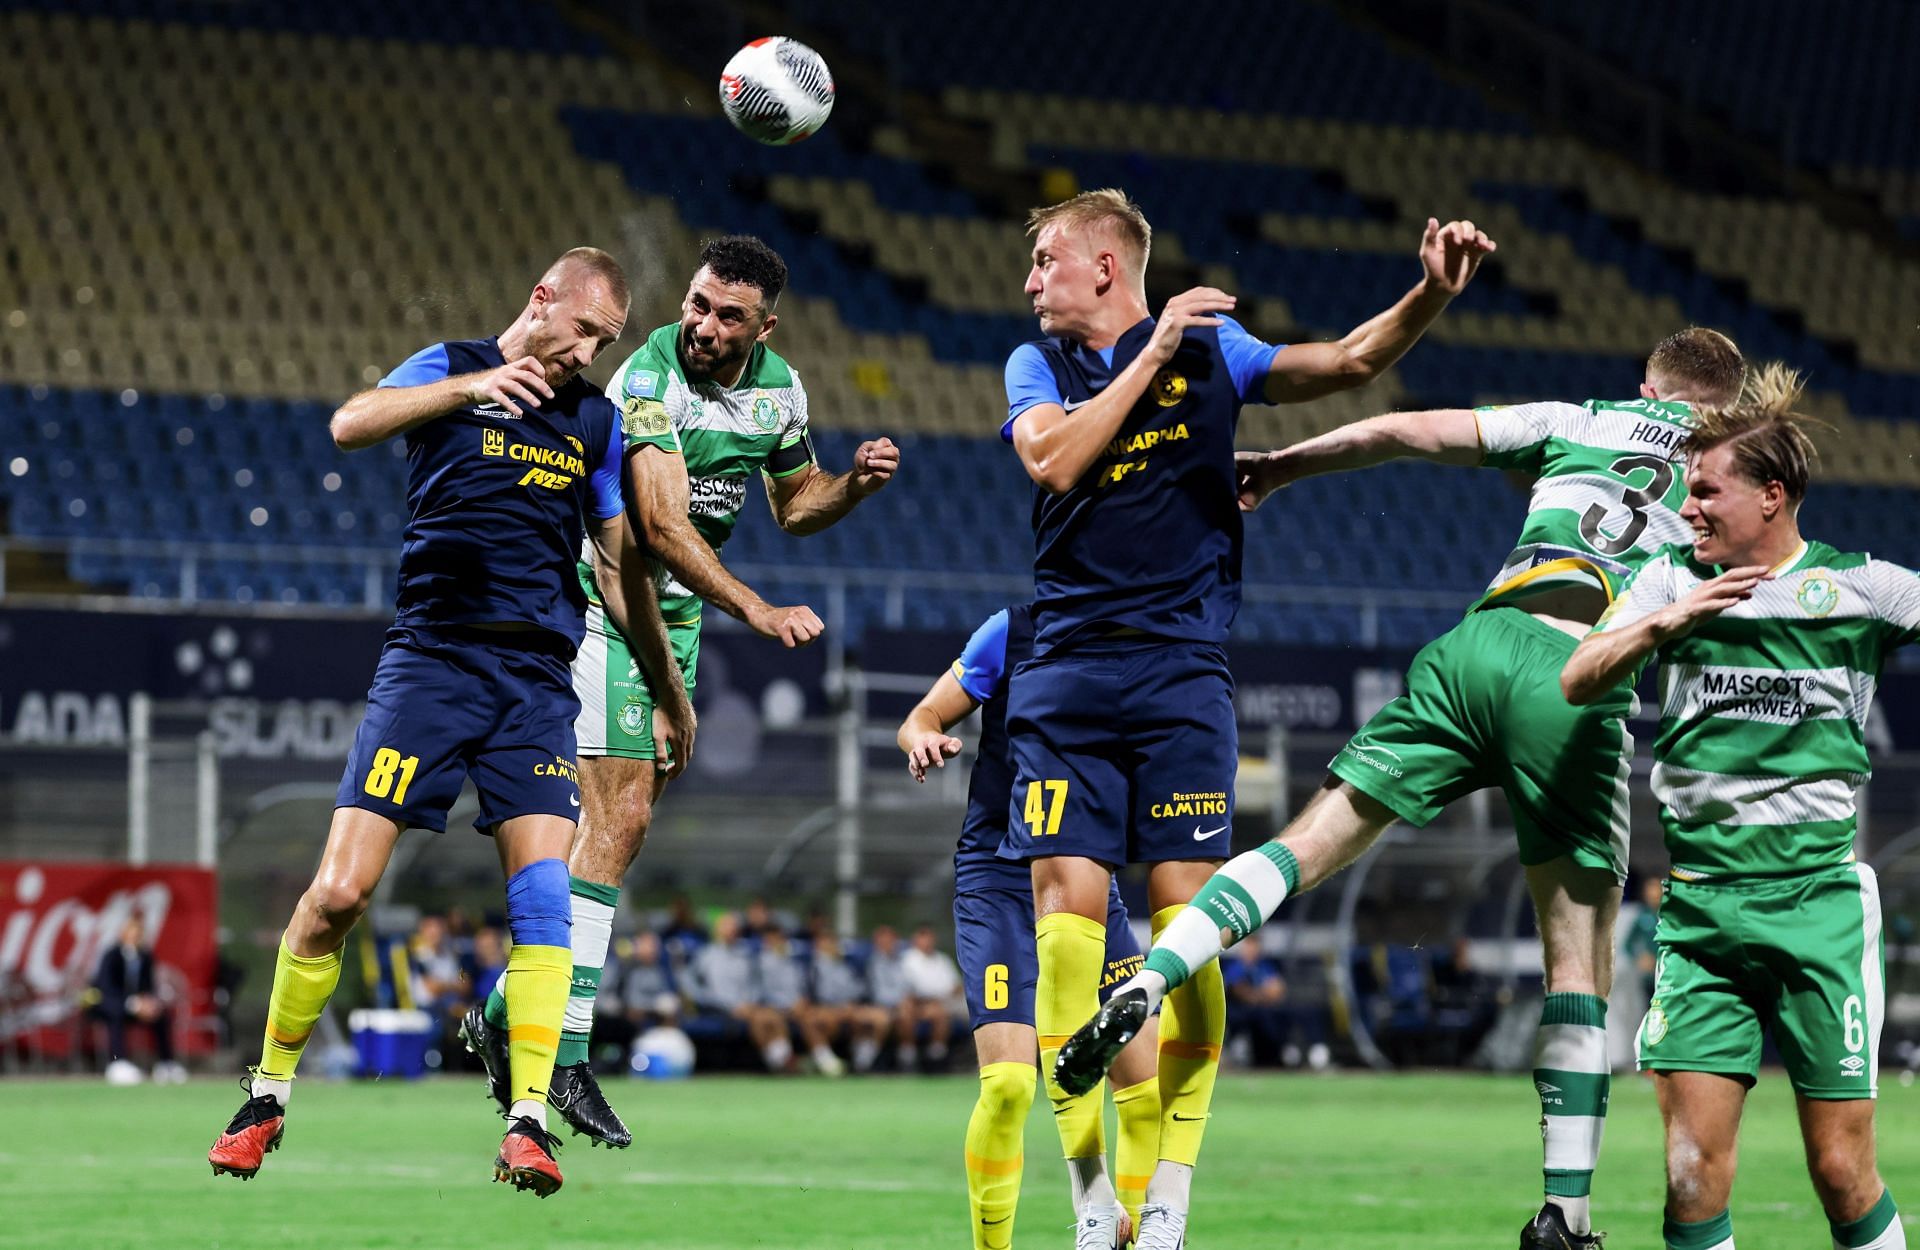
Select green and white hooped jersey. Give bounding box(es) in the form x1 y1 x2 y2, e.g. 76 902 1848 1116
1471 398 1698 611
1595 540 1920 880
578 323 814 626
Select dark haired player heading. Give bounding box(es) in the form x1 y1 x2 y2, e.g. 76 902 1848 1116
897 604 1161 1249
207 248 686 1199
1003 189 1492 1250
468 235 900 1145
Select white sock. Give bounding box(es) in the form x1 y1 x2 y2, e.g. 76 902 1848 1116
898 1043 918 1067
250 1075 291 1107
1122 968 1172 1016
1550 1196 1592 1236
1067 1155 1116 1213
509 1097 547 1129
764 1036 793 1071
561 887 616 1040
1145 1160 1194 1212
852 1038 880 1071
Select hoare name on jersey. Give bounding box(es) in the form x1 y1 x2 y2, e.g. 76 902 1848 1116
1626 420 1688 454
1095 420 1190 489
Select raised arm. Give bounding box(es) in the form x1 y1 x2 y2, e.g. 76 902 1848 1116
1263 219 1495 404
1236 407 1483 511
329 353 552 451
896 670 980 783
1012 288 1237 494
1562 565 1772 704
764 438 898 535
625 445 824 648
589 512 694 778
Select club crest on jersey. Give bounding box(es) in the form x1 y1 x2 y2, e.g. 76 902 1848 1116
1642 1006 1669 1046
1151 368 1188 407
1795 570 1839 617
749 391 780 433
483 428 506 457
619 699 648 736
625 369 660 399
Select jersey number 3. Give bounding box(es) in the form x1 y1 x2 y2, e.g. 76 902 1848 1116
1580 453 1676 557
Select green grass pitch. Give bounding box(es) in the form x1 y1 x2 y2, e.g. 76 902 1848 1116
8 1070 1915 1247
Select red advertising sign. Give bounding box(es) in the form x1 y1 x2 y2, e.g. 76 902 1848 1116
0 862 218 1058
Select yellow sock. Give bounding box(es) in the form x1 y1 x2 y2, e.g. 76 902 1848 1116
504 942 570 1108
1153 904 1224 1167
964 1061 1036 1249
1036 911 1108 1161
1112 1076 1161 1231
257 938 344 1081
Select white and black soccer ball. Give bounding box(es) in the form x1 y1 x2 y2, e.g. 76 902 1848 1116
719 36 834 146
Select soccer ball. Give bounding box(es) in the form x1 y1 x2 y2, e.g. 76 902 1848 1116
630 1025 696 1080
719 37 834 145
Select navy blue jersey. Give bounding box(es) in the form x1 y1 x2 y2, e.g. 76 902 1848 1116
950 603 1035 890
1002 317 1279 654
378 338 625 648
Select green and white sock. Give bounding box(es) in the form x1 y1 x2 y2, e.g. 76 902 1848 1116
1665 1209 1734 1250
556 877 619 1068
1833 1190 1905 1250
1537 992 1610 1234
1132 842 1299 1012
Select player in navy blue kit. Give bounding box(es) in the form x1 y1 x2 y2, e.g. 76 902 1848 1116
899 604 1161 1250
207 248 690 1198
1006 190 1493 1249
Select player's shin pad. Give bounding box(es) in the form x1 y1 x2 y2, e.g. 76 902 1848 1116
965 1061 1035 1250
1536 993 1609 1200
1036 911 1108 1158
1153 904 1224 1167
1112 1076 1161 1231
258 939 344 1081
557 877 619 1068
504 858 572 1106
1142 842 1299 992
505 943 571 1106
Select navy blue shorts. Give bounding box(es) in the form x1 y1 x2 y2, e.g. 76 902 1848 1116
336 626 582 833
953 866 1143 1032
999 639 1237 867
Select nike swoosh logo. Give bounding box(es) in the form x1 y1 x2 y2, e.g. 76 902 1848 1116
1171 1112 1207 1121
1192 825 1227 841
569 793 580 807
1063 398 1093 411
981 1216 1011 1226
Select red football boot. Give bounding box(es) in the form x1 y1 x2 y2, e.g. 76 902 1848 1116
493 1115 564 1197
209 1090 285 1180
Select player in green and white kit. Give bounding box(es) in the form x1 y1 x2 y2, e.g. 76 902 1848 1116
467 237 900 1142
1055 328 1747 1249
1565 365 1908 1250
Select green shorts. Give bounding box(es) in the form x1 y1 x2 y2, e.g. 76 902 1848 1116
1637 864 1884 1098
1326 606 1633 878
571 602 699 761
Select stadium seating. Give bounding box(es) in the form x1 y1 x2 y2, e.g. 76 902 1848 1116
1 2 1916 645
